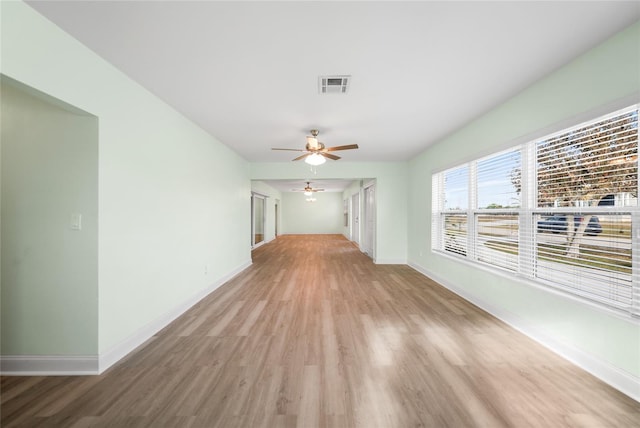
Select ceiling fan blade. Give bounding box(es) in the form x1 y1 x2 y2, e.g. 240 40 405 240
292 153 311 161
321 152 341 160
312 189 325 192
272 148 306 152
324 144 359 152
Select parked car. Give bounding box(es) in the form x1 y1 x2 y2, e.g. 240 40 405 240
537 215 602 236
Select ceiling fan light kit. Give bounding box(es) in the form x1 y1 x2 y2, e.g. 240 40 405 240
305 153 326 166
272 129 359 165
295 182 325 196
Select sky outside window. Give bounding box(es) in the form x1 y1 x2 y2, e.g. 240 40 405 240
477 150 521 209
444 166 468 210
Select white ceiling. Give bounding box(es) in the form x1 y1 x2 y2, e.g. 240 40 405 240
258 179 360 193
27 1 640 165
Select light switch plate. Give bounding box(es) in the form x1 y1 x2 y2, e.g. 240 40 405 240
70 213 82 231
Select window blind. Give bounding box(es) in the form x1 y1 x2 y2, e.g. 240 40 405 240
444 166 469 211
535 213 633 311
477 149 521 210
430 104 639 316
536 108 638 208
532 106 638 314
474 149 522 271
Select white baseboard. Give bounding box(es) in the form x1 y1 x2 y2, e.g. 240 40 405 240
98 259 252 373
374 258 407 265
0 260 252 376
0 355 99 375
408 262 640 403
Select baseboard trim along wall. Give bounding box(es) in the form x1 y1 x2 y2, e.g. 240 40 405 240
0 355 99 375
99 259 252 373
0 260 252 376
374 258 407 265
408 262 640 403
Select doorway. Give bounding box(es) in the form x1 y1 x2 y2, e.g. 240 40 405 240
251 193 266 248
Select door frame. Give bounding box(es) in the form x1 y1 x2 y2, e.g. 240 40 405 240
362 181 376 260
274 199 280 238
351 192 360 245
251 192 267 248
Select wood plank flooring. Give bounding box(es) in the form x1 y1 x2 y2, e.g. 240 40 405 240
2 234 639 427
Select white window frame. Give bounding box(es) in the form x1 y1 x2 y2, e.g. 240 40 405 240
431 104 640 317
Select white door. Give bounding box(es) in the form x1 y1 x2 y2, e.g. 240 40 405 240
363 185 376 258
351 193 360 244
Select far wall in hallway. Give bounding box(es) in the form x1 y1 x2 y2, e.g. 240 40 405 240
281 191 344 234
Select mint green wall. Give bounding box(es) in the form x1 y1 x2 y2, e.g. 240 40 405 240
1 79 98 355
250 162 408 264
1 2 251 356
408 22 640 379
251 181 282 243
281 192 344 234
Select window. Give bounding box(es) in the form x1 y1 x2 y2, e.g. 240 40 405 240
476 213 519 272
444 165 469 211
477 150 521 210
442 166 469 256
476 150 521 271
444 213 468 256
536 109 637 208
432 105 639 316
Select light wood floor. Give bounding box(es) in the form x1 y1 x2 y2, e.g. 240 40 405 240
2 234 639 427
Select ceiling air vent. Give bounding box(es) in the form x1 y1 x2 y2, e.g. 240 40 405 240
319 75 350 94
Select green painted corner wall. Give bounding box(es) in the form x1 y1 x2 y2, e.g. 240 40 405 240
1 1 251 356
281 192 344 235
1 79 99 355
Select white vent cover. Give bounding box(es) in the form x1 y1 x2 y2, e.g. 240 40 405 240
319 75 350 94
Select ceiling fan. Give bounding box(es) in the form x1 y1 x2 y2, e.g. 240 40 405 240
292 182 325 195
272 129 359 165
